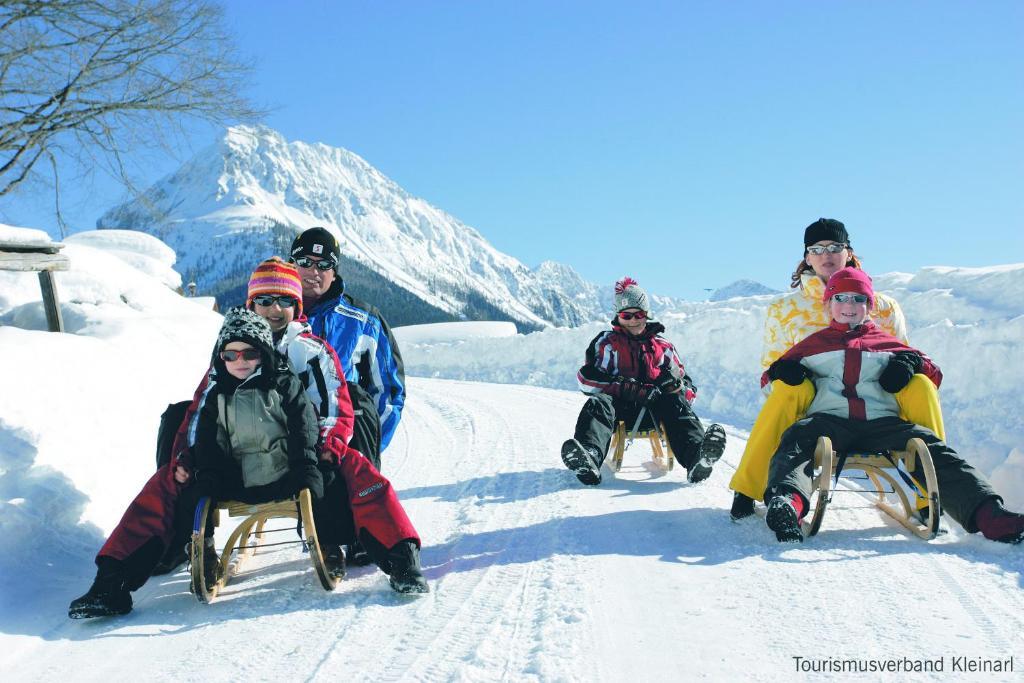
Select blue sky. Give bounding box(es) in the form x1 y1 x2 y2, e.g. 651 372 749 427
2 1 1022 299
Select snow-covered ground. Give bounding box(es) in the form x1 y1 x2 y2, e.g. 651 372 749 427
1 227 1021 681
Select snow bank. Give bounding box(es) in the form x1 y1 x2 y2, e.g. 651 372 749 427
0 226 222 604
0 222 52 245
402 267 1024 502
393 320 517 345
66 229 181 291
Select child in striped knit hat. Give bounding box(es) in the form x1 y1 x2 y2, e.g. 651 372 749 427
246 256 304 333
245 256 427 592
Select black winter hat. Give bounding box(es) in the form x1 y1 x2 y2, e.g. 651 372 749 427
290 227 341 264
215 307 275 361
804 218 850 248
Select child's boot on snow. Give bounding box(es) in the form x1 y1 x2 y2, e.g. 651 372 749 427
68 557 132 619
386 540 429 594
687 424 727 483
560 438 603 486
323 545 347 580
973 498 1024 544
766 492 806 544
202 537 223 588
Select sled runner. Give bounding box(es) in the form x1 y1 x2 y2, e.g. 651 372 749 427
189 489 339 603
607 406 675 473
802 437 941 540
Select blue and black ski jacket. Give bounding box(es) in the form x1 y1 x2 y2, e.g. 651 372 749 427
304 279 406 451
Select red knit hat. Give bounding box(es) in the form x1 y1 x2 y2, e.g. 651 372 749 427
822 267 874 307
246 257 303 317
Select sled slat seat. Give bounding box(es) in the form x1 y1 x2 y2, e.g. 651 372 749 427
608 420 675 473
190 488 339 603
802 437 941 541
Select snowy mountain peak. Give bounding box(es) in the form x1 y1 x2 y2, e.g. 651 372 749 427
708 279 780 301
97 125 605 328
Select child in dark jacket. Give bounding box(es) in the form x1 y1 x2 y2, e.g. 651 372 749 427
763 268 1024 544
190 307 323 505
560 277 727 485
68 309 323 618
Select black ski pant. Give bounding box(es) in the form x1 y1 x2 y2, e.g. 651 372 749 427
766 414 998 532
348 382 382 470
312 470 357 547
573 392 706 469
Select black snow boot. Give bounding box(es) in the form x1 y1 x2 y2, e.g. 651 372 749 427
202 538 223 588
765 494 805 544
151 543 189 576
386 540 429 594
323 545 347 580
346 541 372 567
687 424 726 484
560 438 603 486
730 491 755 521
68 557 132 619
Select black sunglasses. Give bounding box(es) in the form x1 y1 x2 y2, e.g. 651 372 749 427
252 294 298 308
293 256 336 271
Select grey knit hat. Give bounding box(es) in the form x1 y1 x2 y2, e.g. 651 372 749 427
614 276 650 313
215 307 274 360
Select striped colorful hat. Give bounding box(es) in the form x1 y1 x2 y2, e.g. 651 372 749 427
246 257 304 317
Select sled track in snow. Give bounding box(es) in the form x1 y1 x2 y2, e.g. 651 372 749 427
306 380 590 680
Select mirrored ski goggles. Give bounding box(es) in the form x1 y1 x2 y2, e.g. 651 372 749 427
220 348 262 362
832 293 869 304
252 294 298 308
806 243 848 255
618 310 648 321
293 256 337 271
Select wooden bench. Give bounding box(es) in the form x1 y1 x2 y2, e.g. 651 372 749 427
0 238 70 332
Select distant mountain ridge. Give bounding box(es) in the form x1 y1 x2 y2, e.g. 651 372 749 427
97 125 608 329
708 279 779 301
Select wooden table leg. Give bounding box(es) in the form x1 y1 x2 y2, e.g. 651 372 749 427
38 270 64 332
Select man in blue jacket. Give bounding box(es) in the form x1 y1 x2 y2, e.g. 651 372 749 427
289 227 406 470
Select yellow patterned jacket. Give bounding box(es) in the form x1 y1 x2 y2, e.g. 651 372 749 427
761 271 907 373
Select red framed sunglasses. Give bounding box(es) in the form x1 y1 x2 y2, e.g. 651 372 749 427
220 348 261 362
618 310 647 321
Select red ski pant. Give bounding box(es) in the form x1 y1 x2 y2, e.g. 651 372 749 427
98 441 418 562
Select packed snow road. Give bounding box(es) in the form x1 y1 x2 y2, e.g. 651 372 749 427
7 378 1024 681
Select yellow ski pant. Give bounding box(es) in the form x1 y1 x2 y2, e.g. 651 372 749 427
729 374 944 501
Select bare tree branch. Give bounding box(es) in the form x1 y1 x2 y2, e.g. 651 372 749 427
0 0 262 199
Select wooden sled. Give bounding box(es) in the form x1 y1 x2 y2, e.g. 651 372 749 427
190 488 339 603
608 420 675 473
802 437 941 540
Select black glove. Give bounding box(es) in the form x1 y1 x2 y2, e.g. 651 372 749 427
878 351 923 393
616 377 651 404
317 459 337 491
767 359 810 386
655 374 682 394
288 464 324 501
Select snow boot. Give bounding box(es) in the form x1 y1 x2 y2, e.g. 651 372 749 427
730 491 756 521
560 438 603 486
346 540 372 567
973 498 1024 544
687 424 726 484
151 543 189 576
68 557 132 619
765 493 805 543
324 545 347 580
201 538 223 588
386 540 429 594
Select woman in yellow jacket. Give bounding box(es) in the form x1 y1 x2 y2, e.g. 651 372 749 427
728 218 945 519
